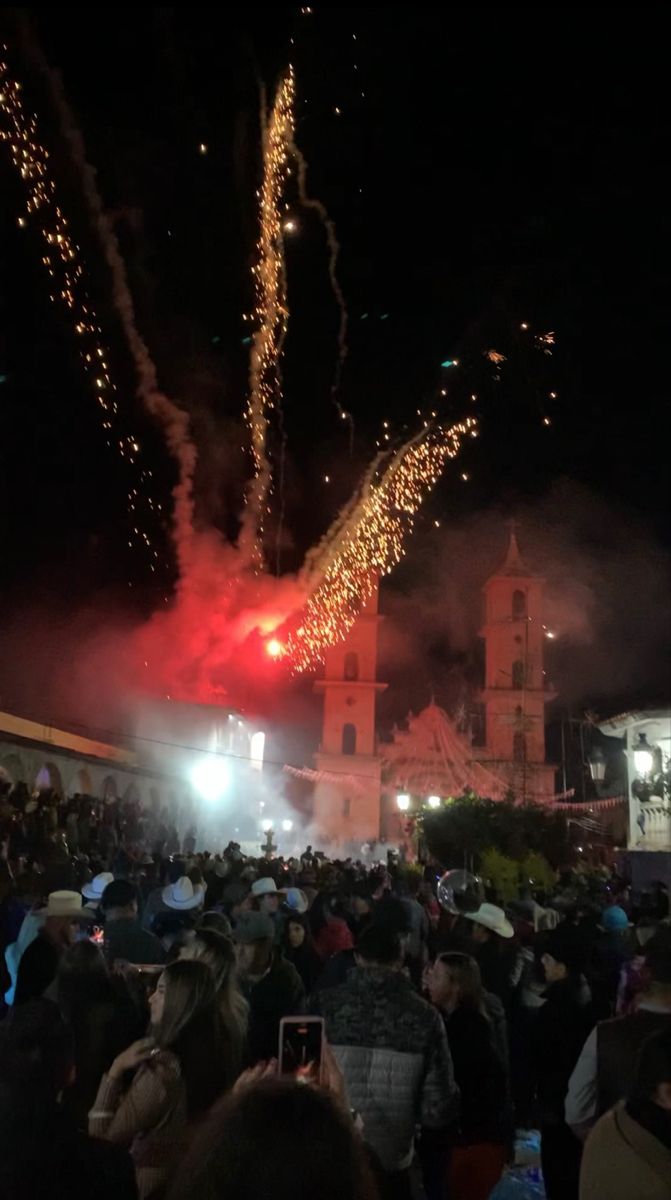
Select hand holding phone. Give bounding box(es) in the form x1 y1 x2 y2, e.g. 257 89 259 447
278 1017 324 1085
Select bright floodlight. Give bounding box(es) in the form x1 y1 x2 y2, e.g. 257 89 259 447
191 756 230 803
396 793 411 812
427 795 441 808
261 818 273 832
282 818 293 832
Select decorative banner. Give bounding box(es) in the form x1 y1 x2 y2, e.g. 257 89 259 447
552 795 626 813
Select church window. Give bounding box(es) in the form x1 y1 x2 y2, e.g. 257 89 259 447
512 659 525 689
344 651 359 681
512 589 527 620
342 723 357 755
513 732 526 762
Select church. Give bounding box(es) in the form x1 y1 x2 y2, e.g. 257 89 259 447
290 529 559 849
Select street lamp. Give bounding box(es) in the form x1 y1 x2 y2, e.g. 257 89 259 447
282 819 293 832
427 795 441 808
396 793 411 812
634 733 654 777
588 746 606 784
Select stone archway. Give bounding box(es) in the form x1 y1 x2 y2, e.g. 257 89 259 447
35 761 64 794
70 766 94 797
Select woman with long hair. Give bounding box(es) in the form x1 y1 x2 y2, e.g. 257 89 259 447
179 928 247 1076
426 952 509 1200
281 913 322 994
90 959 228 1198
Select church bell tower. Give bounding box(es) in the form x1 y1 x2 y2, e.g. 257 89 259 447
312 581 386 845
478 527 556 801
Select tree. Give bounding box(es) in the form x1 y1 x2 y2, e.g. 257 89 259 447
420 791 570 872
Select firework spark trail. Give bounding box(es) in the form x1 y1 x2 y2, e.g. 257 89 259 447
238 68 296 570
0 49 163 569
291 142 351 440
36 56 197 578
288 416 478 671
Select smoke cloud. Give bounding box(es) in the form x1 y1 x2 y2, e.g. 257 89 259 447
379 478 671 722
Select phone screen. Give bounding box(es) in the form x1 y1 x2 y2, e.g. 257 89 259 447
279 1018 324 1083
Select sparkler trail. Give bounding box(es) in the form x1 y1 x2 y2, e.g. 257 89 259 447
239 68 296 570
35 53 197 578
288 416 478 671
0 47 160 569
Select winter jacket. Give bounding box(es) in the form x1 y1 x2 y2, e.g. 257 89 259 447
580 1101 671 1200
443 1005 507 1144
244 953 305 1063
533 978 594 1126
318 966 459 1171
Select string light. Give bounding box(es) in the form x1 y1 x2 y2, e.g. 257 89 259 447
288 416 477 671
239 67 296 569
0 48 156 562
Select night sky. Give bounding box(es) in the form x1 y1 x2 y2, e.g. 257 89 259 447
0 8 668 751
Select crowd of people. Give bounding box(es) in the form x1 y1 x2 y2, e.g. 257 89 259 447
1 782 671 1199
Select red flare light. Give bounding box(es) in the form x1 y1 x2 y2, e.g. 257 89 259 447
266 638 284 659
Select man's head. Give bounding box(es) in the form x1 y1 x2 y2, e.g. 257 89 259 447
234 911 275 978
251 876 279 915
355 924 403 971
631 1027 671 1113
101 878 137 919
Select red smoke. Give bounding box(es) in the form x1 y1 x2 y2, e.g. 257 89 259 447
132 530 306 713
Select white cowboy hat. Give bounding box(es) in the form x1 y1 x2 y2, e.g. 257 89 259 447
162 877 205 911
281 887 308 914
463 902 514 939
82 872 114 902
251 877 278 898
38 891 93 921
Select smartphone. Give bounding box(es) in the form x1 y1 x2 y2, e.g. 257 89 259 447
278 1016 324 1084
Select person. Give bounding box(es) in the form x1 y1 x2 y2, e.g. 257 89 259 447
398 871 429 985
425 952 508 1200
317 924 458 1199
0 999 138 1199
234 911 305 1062
56 939 143 1128
179 927 248 1076
90 959 229 1199
616 916 658 1015
281 911 322 994
566 930 671 1138
532 926 595 1200
250 876 284 943
310 890 355 961
589 905 632 1018
141 859 186 932
579 1025 671 1200
167 1076 380 1200
81 871 114 915
101 879 166 967
462 902 520 1009
162 876 205 920
14 890 91 1005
